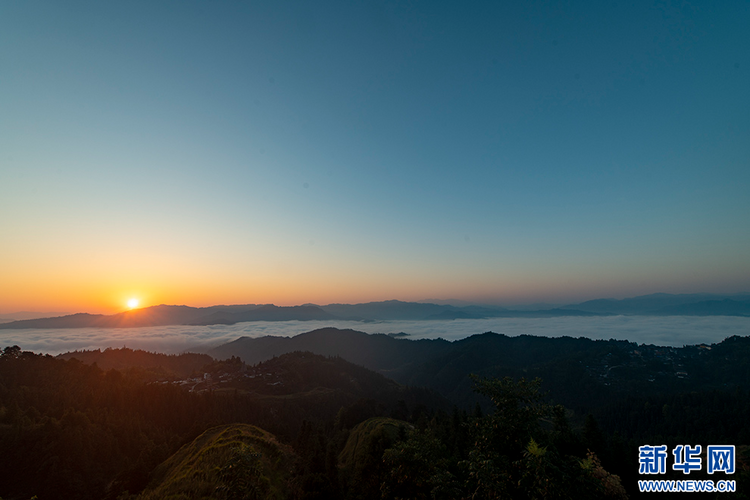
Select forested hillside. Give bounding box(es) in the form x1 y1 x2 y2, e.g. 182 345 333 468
0 346 447 499
212 328 750 414
2 332 749 499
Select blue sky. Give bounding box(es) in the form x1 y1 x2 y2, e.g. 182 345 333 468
1 1 748 312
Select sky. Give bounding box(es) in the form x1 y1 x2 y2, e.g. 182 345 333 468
1 1 749 314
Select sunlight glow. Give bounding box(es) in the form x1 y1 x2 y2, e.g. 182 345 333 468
127 298 139 309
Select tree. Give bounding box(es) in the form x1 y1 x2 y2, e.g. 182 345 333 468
459 375 626 500
1 345 21 359
381 430 461 500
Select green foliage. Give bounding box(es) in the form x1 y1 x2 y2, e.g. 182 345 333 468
338 417 410 500
381 430 461 499
579 451 628 499
469 375 550 453
462 376 627 499
216 445 270 499
378 376 627 500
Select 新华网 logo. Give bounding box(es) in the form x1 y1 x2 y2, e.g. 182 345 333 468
638 444 735 475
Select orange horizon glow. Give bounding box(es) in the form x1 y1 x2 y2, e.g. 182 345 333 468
2 256 746 316
3 279 740 316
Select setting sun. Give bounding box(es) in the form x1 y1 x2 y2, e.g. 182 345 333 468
127 298 139 309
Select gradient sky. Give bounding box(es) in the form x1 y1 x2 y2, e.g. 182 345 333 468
1 1 749 314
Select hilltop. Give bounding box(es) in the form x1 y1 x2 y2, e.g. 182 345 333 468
57 347 213 379
135 424 299 500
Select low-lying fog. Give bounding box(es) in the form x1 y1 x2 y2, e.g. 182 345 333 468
2 316 748 356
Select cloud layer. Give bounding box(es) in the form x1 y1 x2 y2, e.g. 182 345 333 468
1 316 748 356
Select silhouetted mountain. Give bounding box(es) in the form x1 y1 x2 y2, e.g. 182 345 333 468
189 304 336 325
210 328 452 379
210 328 596 409
561 292 750 315
0 303 330 329
58 347 213 379
3 293 748 329
427 310 475 320
652 298 750 316
210 327 750 415
504 307 604 317
0 306 216 329
230 351 453 419
317 300 604 320
0 312 109 329
0 311 70 323
319 300 471 320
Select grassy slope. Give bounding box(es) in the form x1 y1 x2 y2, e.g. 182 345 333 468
137 423 299 500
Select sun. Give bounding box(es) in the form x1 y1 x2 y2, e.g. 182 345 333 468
127 298 140 309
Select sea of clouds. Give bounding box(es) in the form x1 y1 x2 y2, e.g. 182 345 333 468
1 315 749 356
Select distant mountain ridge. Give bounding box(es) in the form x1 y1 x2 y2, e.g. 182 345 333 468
0 311 70 323
0 304 332 329
1 292 748 329
561 293 750 316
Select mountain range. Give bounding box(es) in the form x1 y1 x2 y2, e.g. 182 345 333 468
1 292 748 329
207 327 750 412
